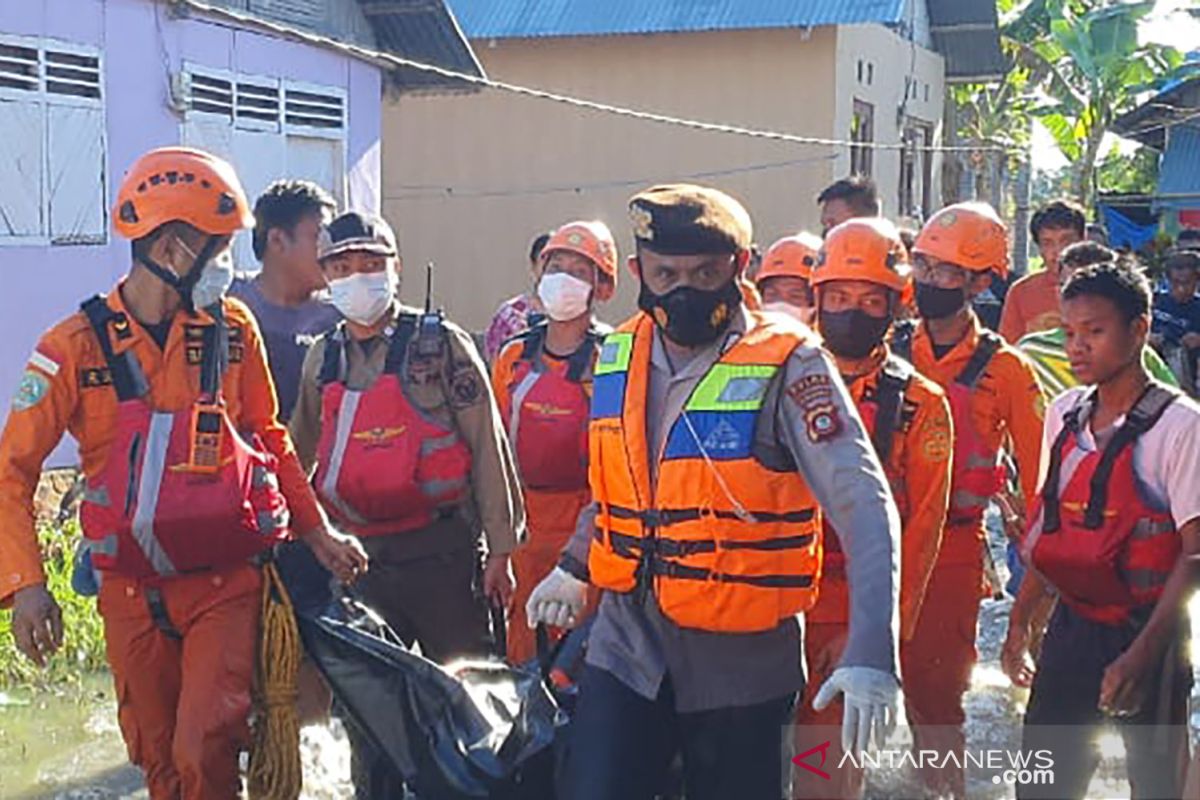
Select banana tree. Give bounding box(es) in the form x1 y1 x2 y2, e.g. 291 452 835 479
1013 0 1182 205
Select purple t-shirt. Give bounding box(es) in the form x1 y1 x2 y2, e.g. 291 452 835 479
230 275 341 422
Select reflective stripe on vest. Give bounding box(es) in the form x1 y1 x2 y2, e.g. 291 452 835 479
588 313 822 633
320 388 365 525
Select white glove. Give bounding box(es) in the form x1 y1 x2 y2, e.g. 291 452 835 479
525 567 587 629
812 666 900 756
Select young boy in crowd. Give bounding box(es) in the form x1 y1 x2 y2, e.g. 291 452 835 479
1004 261 1200 799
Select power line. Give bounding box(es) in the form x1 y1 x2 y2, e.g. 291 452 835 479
385 154 840 200
175 0 1014 156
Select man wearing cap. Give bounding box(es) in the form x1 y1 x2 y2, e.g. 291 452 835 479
289 211 525 796
525 184 903 799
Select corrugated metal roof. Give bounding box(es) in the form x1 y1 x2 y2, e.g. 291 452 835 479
1157 124 1200 211
933 29 1005 82
446 0 907 39
926 0 1006 81
357 0 484 90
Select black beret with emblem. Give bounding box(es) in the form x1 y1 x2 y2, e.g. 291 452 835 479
628 184 753 256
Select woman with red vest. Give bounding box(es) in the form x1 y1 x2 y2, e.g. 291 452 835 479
491 220 616 663
288 211 525 797
793 218 953 799
0 147 367 800
1004 261 1200 799
892 202 1045 799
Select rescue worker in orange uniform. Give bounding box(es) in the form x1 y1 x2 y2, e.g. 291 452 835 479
793 218 953 799
756 231 822 326
288 211 525 798
1004 261 1200 799
0 147 367 800
525 185 904 800
491 220 616 663
892 202 1045 799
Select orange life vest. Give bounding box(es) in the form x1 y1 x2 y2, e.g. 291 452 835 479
587 313 823 633
313 317 471 537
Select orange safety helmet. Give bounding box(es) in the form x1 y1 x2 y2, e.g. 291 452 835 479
541 221 619 286
811 217 911 293
113 147 254 240
913 202 1009 278
756 232 823 285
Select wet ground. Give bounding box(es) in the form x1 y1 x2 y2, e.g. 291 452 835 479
2 518 1195 799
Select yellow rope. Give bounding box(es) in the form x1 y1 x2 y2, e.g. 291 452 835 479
248 561 303 800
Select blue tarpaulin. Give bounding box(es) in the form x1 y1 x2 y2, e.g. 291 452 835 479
1099 205 1159 251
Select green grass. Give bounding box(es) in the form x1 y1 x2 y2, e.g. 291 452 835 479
0 520 108 692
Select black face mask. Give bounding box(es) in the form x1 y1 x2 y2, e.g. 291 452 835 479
915 282 968 320
819 309 892 359
638 278 743 348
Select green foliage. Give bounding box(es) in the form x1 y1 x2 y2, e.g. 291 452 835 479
952 0 1184 205
0 520 107 691
1094 141 1159 195
1013 0 1182 202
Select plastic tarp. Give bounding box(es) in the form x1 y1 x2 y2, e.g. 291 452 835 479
274 543 567 799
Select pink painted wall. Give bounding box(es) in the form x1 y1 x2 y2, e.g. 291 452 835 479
0 0 381 464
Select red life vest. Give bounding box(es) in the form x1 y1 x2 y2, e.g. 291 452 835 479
313 316 472 537
1025 385 1180 625
77 296 289 579
894 323 1005 529
504 324 599 492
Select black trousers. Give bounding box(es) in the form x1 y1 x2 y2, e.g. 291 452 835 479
561 664 797 800
1018 604 1190 800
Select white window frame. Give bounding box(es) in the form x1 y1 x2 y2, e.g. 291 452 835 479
0 33 107 247
181 63 347 169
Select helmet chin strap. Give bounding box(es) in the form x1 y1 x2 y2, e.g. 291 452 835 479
136 234 222 313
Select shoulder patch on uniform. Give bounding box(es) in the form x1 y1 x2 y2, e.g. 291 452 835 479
785 374 834 409
12 369 50 411
923 422 952 461
28 351 60 377
804 404 842 443
786 374 843 443
449 362 484 408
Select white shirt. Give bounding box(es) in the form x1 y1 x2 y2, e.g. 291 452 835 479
1040 385 1200 529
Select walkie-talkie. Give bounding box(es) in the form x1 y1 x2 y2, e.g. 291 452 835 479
415 261 445 358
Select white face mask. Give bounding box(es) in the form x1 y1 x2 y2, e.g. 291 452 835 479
329 271 397 326
537 272 593 322
193 251 235 310
178 240 235 310
763 300 815 327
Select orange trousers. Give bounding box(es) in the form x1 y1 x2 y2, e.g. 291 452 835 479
900 558 982 800
794 621 861 800
99 562 261 800
507 487 592 664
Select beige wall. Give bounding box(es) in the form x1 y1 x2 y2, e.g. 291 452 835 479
832 24 945 224
382 28 841 331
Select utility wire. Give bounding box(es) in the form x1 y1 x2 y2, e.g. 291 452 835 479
174 0 1014 156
